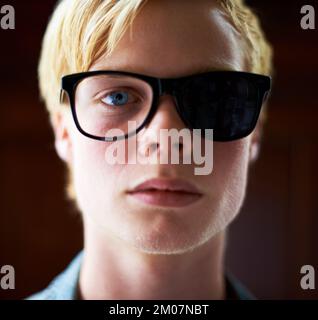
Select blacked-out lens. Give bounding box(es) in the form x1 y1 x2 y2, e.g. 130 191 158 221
177 72 268 141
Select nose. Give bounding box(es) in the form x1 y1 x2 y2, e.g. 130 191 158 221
137 94 191 160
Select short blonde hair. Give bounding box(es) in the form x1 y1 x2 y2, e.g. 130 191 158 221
38 0 273 200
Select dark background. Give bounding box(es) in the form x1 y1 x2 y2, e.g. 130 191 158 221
0 1 317 299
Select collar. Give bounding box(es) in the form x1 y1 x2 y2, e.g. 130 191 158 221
27 250 255 300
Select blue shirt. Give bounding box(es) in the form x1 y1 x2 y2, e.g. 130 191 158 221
26 250 255 300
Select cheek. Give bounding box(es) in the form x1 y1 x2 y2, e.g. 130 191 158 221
214 138 250 175
70 133 124 215
211 138 251 220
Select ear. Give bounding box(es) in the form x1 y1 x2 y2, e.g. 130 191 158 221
248 121 262 163
52 112 73 164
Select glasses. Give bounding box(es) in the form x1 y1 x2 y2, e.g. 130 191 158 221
60 70 271 142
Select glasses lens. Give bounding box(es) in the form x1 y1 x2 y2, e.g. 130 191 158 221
179 73 264 141
74 74 153 139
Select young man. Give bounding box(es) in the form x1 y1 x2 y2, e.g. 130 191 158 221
27 0 273 300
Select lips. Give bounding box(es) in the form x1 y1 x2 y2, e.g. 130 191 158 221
127 178 202 194
126 178 203 208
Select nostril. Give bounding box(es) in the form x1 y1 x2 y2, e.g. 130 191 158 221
150 142 160 152
145 142 159 156
173 141 183 151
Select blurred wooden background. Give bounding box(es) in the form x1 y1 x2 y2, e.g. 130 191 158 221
0 0 317 299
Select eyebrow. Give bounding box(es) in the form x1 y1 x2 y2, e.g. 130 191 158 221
89 61 240 79
194 64 238 74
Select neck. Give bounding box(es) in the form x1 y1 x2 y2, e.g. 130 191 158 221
78 220 227 300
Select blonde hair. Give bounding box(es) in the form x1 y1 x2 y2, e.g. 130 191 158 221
38 0 273 200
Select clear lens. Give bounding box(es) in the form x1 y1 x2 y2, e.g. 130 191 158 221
74 74 153 139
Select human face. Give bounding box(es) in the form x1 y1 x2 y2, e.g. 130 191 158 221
58 0 257 254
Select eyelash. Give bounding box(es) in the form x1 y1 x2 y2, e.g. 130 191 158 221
97 88 140 105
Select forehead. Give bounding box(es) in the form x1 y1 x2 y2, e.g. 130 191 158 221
90 0 246 77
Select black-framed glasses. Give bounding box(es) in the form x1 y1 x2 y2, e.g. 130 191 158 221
60 70 271 142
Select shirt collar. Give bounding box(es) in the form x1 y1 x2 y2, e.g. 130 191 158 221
39 250 255 300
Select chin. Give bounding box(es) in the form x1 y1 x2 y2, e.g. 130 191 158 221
114 214 222 255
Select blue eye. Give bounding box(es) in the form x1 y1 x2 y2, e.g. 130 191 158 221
102 91 130 106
